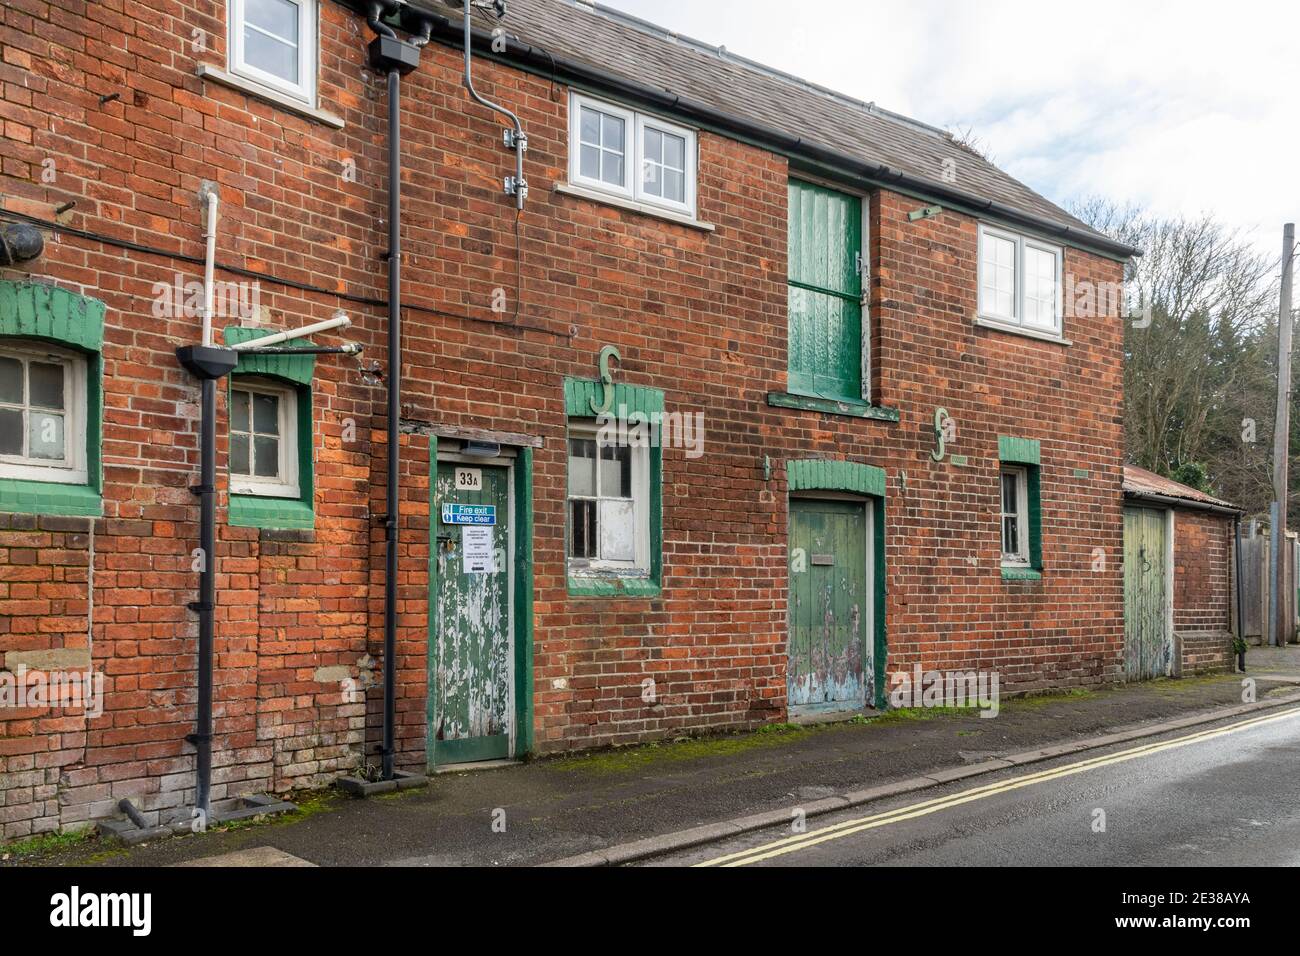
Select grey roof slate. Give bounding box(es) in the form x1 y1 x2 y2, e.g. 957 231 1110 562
476 0 1122 253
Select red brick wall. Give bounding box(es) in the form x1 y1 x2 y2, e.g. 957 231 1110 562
0 1 1125 839
1172 509 1234 674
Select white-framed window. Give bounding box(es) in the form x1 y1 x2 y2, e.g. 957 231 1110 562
978 224 1063 335
566 423 650 573
229 378 299 498
569 92 698 217
229 0 317 104
0 342 89 486
1000 466 1030 566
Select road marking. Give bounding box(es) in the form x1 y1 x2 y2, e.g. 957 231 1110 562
695 705 1300 867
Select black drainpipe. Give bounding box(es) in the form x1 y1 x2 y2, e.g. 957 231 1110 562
364 1 422 780
1234 514 1246 672
176 345 238 820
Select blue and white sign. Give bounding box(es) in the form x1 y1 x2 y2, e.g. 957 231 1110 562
442 503 496 526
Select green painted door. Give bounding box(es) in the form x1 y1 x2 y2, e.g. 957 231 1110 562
1123 506 1171 680
787 179 863 402
788 498 870 713
433 462 512 764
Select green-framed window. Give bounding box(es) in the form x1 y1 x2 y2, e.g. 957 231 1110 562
786 179 864 403
223 326 314 530
0 281 104 517
999 436 1042 580
563 377 663 597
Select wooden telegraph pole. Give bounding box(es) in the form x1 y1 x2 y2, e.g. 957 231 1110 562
1270 223 1295 647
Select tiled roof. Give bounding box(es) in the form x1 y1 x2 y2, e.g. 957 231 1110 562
1123 465 1239 511
461 0 1131 255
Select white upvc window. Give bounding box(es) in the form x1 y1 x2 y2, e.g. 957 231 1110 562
978 224 1064 336
229 378 299 498
569 92 698 217
566 423 650 573
229 0 317 104
1000 466 1030 566
0 343 89 486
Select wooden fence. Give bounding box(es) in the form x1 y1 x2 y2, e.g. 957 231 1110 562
1235 523 1297 643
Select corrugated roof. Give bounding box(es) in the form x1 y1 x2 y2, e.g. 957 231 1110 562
1123 465 1238 511
467 0 1127 254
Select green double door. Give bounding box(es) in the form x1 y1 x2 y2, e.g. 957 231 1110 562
1123 506 1171 680
432 462 512 764
788 498 870 714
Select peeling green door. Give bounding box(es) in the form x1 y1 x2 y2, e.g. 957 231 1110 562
1123 506 1171 680
788 498 870 714
433 463 512 763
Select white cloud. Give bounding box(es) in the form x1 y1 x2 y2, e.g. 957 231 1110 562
598 0 1300 250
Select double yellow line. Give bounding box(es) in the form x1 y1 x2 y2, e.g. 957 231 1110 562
695 705 1300 867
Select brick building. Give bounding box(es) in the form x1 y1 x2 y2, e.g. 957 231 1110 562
0 0 1136 838
1122 465 1239 678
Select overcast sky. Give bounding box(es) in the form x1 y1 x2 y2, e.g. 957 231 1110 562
599 0 1298 255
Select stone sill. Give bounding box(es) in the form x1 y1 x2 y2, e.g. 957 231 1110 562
767 391 900 422
975 316 1072 346
196 64 344 129
1001 566 1043 581
553 182 716 233
568 574 662 598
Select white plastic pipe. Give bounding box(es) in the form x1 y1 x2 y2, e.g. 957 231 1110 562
228 313 352 351
200 190 219 347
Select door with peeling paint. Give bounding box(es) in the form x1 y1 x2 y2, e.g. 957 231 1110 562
788 498 869 715
1123 505 1171 680
433 462 512 764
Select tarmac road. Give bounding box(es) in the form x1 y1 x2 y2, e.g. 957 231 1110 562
648 705 1300 866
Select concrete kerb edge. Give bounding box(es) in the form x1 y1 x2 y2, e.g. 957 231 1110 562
542 689 1300 867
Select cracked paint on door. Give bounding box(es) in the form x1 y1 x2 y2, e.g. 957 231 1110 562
788 498 869 714
1124 505 1172 680
433 462 512 763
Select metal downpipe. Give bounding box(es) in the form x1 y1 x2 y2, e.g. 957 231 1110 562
382 64 401 781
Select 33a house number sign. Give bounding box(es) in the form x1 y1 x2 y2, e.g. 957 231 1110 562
455 467 483 491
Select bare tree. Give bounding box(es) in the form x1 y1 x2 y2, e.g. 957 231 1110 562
1072 199 1278 514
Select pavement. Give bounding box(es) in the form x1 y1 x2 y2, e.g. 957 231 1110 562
8 646 1300 868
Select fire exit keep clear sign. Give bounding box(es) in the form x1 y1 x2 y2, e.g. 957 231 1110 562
441 503 496 526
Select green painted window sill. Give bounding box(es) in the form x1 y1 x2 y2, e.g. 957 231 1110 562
0 479 102 517
767 391 900 422
229 494 314 530
567 574 662 598
1001 566 1043 581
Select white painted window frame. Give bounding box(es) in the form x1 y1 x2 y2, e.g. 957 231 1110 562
570 93 635 200
568 92 699 219
635 113 697 217
229 0 318 106
0 342 89 486
566 420 651 574
229 377 300 499
1000 465 1030 566
977 223 1064 337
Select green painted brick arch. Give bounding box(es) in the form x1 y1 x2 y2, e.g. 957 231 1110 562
0 280 105 352
787 458 886 497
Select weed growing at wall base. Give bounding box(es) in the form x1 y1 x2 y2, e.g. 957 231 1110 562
889 665 1000 717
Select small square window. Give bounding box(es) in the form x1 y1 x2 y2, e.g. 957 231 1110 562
978 224 1063 336
229 0 317 104
0 344 88 486
229 379 299 498
566 425 649 571
568 93 697 218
